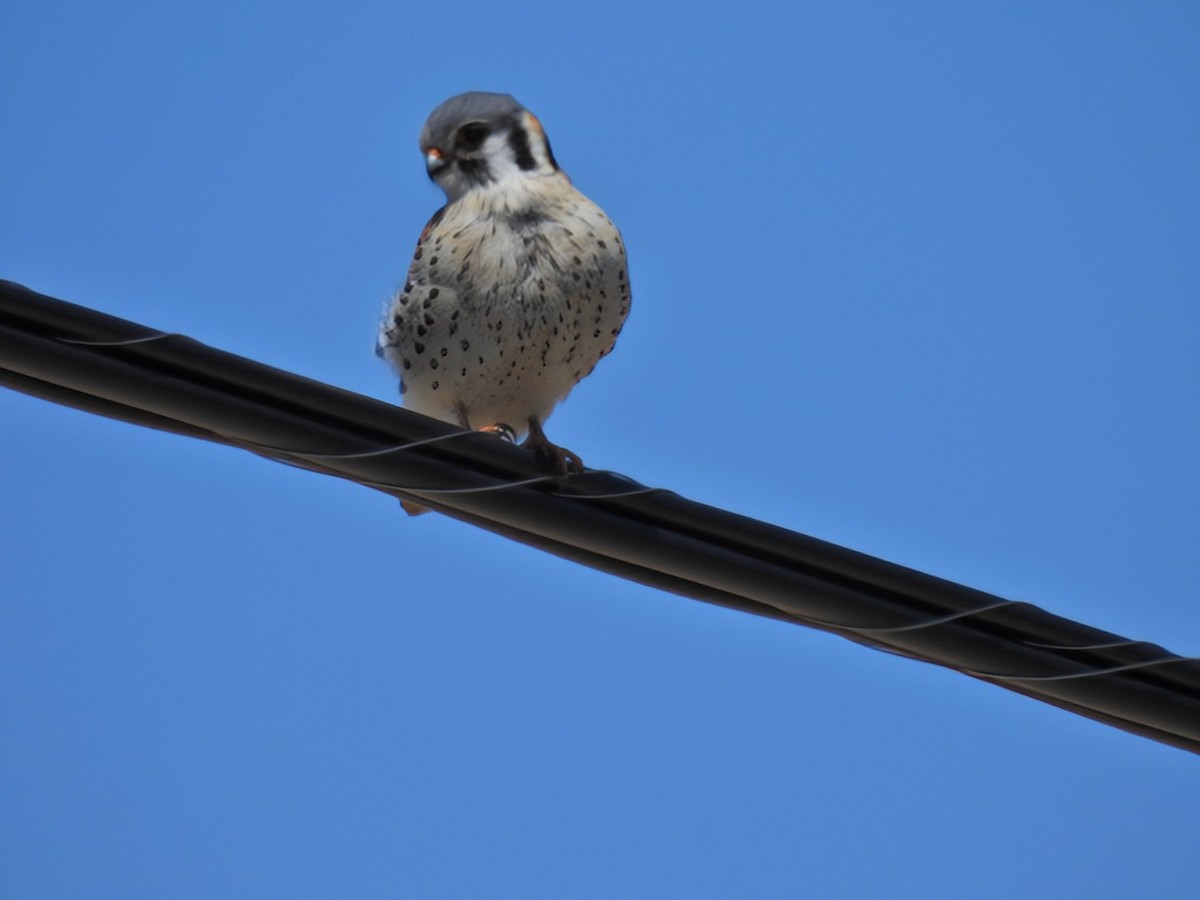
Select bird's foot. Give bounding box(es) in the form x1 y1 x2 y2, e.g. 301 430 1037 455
478 423 517 443
521 416 584 476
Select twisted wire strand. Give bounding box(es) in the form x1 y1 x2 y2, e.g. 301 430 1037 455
58 332 179 346
846 599 1024 634
968 656 1199 682
551 477 668 501
1023 639 1163 651
359 474 557 495
263 428 482 459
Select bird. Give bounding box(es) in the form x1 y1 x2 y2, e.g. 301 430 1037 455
377 91 630 499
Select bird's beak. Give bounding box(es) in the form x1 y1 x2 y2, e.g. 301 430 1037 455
425 147 447 176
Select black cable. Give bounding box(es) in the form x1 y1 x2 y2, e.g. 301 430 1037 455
3 279 1198 753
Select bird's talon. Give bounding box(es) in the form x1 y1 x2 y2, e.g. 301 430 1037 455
559 448 584 475
538 445 583 477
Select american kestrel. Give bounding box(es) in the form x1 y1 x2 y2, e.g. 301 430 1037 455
378 91 630 477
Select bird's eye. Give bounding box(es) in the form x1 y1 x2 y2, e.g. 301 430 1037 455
455 122 490 151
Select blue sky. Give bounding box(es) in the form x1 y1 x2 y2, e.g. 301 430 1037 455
2 2 1198 897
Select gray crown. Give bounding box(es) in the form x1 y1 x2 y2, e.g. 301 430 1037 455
420 92 526 152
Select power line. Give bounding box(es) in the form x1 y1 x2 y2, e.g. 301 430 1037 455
3 278 1198 753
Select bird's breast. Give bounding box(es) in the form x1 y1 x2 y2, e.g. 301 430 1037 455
380 180 630 432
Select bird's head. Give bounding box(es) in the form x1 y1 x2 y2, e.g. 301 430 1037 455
419 92 560 203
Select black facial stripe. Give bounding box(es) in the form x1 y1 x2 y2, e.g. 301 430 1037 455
455 157 492 186
508 125 538 171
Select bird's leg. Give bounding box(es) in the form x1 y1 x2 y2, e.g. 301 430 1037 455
521 415 584 475
454 402 472 429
